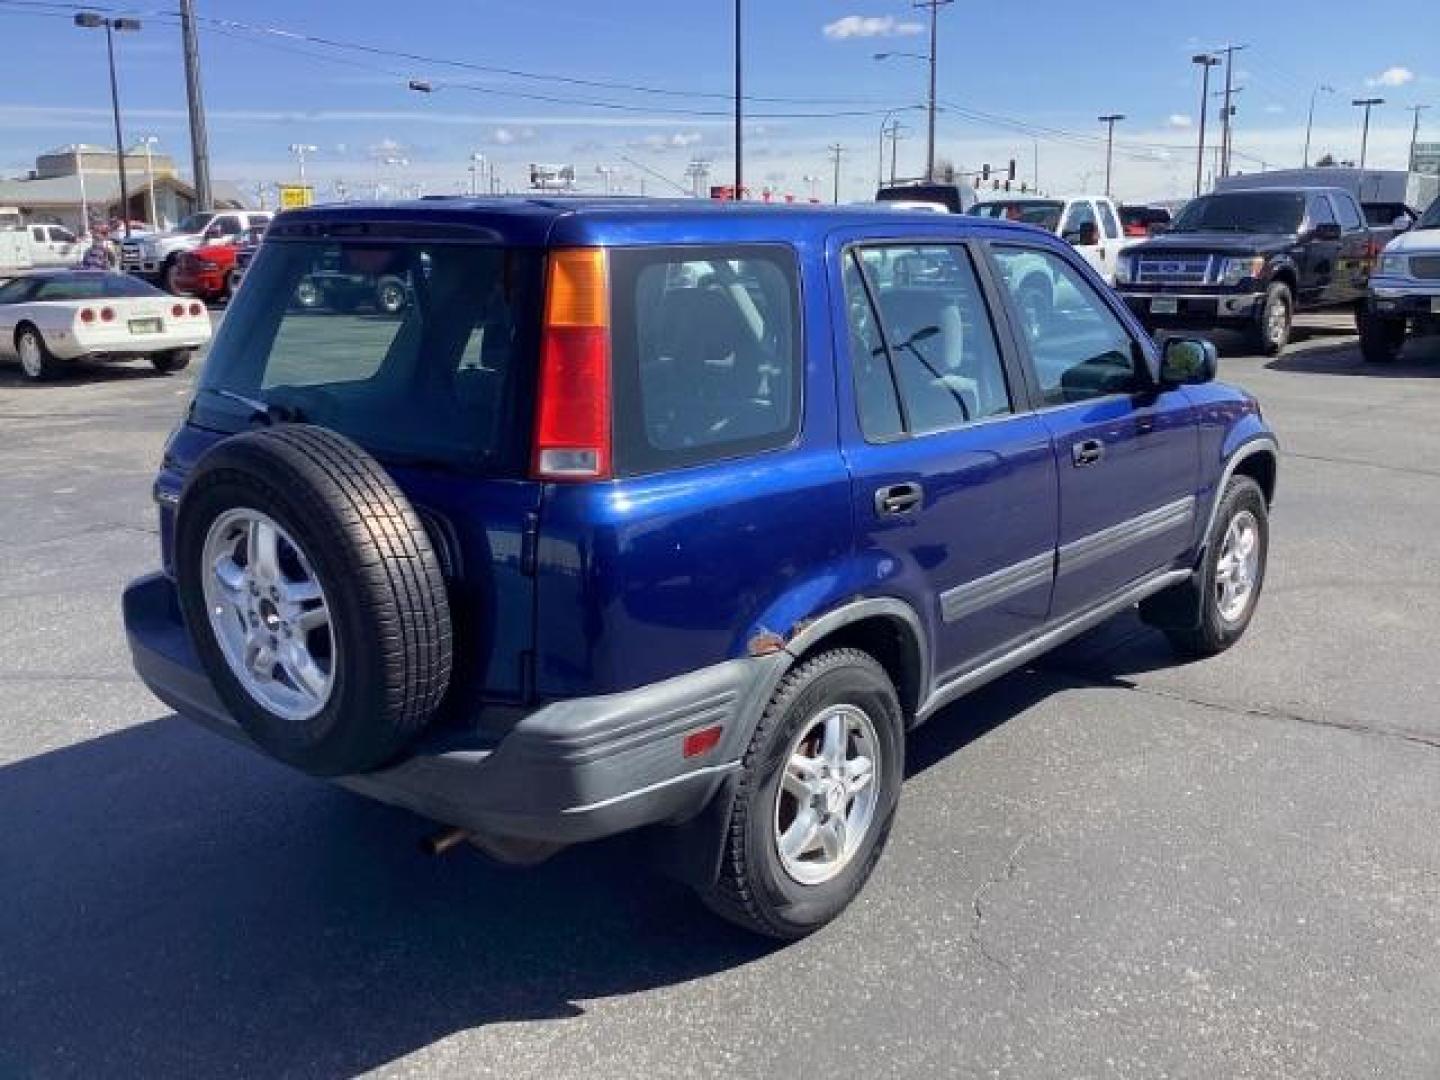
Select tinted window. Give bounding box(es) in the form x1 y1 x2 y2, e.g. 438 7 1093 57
194 242 541 472
176 212 215 234
1171 192 1305 234
970 200 1064 231
1333 193 1365 232
1061 201 1098 242
852 244 1012 435
31 273 166 300
49 227 76 243
1308 195 1337 227
0 278 36 304
1419 197 1440 231
1098 201 1121 240
1364 202 1411 226
213 216 243 237
611 246 800 474
842 252 903 441
992 245 1138 405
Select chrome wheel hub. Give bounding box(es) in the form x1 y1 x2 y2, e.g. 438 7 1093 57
18 333 41 377
200 508 336 720
1266 297 1288 345
773 703 881 886
1215 510 1261 623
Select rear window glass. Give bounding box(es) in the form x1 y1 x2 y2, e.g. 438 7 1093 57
32 273 166 300
192 241 541 472
609 245 801 474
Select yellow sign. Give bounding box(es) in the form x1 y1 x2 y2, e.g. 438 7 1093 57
277 185 313 209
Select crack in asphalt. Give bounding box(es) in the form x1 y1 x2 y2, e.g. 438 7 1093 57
969 832 1036 974
1284 450 1440 482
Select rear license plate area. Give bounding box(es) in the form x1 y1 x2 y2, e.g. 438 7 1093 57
129 318 162 335
1150 297 1179 315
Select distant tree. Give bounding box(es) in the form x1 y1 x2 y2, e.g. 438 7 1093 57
933 157 957 183
1315 153 1337 167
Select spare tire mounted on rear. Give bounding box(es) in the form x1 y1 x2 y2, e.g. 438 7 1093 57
175 424 453 776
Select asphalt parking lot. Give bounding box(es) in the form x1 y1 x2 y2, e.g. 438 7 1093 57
2 321 1438 1079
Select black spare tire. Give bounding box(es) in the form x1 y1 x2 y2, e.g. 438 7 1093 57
175 424 453 776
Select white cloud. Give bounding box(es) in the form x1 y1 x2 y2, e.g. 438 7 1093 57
822 15 924 40
491 127 536 146
1167 114 1192 128
1264 104 1285 115
1368 66 1415 88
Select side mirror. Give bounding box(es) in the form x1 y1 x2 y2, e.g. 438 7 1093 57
1392 215 1413 232
1313 222 1342 242
1160 337 1218 386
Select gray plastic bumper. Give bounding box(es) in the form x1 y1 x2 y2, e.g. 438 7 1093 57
123 572 781 843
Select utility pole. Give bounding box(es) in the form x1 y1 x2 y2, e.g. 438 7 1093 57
890 123 906 185
1192 53 1221 197
288 143 317 187
1214 43 1246 179
733 0 743 199
913 0 951 181
1211 86 1244 176
178 0 212 211
74 12 140 237
1407 104 1431 172
1303 84 1334 167
1352 97 1385 171
829 143 845 204
1098 113 1124 196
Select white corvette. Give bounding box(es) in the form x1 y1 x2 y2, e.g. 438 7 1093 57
0 270 212 382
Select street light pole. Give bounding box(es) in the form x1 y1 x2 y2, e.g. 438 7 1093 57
1407 104 1431 172
1352 97 1385 171
1098 113 1124 196
139 135 158 227
74 145 89 237
289 143 317 187
1192 54 1221 197
1303 84 1334 167
914 0 951 181
75 12 141 238
734 0 743 199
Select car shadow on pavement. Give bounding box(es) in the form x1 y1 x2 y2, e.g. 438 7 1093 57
0 719 777 1078
1266 339 1440 376
0 360 182 389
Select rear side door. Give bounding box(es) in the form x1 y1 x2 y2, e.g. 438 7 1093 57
833 235 1058 681
1095 198 1129 277
1329 192 1373 302
985 239 1200 619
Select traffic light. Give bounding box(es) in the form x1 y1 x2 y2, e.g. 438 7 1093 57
1007 159 1016 182
981 163 990 181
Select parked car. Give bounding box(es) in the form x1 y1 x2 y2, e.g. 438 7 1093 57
290 245 415 315
1121 204 1173 238
1115 186 1373 354
1359 195 1440 363
226 226 266 295
25 223 85 268
122 199 1277 938
172 224 267 304
969 195 1131 282
876 181 978 213
121 210 272 293
0 269 211 381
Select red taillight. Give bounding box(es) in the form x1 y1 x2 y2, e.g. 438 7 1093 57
79 307 96 324
189 302 204 317
532 248 611 480
99 307 115 323
172 303 185 318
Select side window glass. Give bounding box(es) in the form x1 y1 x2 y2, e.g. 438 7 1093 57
32 226 45 242
1334 194 1364 232
842 252 903 441
1098 201 1121 240
992 245 1139 405
852 244 1013 436
217 216 243 237
1309 196 1337 228
1061 201 1098 244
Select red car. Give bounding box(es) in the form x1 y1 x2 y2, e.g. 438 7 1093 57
170 225 265 303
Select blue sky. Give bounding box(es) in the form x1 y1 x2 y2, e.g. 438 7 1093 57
2 0 1438 202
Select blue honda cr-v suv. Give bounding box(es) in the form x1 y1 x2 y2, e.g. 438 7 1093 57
123 198 1278 938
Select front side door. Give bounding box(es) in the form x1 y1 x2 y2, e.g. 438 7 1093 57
1301 195 1340 306
1060 200 1106 278
1330 192 1373 302
987 241 1200 619
835 238 1058 680
1095 198 1129 280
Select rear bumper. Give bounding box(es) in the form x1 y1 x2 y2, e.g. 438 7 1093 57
1119 289 1266 327
123 572 778 844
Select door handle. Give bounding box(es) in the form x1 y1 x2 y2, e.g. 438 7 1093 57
874 482 923 516
1071 438 1105 467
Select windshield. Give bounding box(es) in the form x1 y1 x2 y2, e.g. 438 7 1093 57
1418 197 1440 231
192 240 542 472
31 273 167 301
1170 193 1305 234
174 212 216 234
969 200 1064 232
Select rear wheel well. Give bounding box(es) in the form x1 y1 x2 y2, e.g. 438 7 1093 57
1269 266 1297 294
791 615 923 723
1232 449 1277 506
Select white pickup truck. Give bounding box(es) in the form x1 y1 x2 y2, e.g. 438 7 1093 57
121 209 272 292
968 194 1131 283
0 209 84 274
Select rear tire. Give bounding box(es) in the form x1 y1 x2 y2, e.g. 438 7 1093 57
150 349 192 374
175 425 453 775
1250 282 1292 356
700 648 904 939
1359 309 1406 364
15 324 60 381
162 257 184 295
375 275 408 316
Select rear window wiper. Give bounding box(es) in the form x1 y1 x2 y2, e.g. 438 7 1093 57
208 388 305 426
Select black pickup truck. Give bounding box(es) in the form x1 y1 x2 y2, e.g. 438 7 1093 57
1115 186 1374 354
